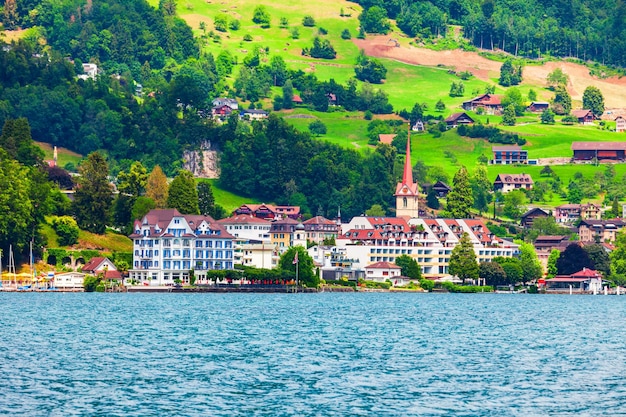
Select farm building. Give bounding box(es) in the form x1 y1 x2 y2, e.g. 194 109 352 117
571 109 594 124
444 112 475 128
491 145 528 165
462 94 503 115
571 142 626 161
520 207 550 228
527 102 550 112
616 116 626 133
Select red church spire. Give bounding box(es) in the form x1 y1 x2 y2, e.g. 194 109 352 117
402 122 413 186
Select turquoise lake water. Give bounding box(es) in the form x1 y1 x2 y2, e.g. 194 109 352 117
1 293 625 416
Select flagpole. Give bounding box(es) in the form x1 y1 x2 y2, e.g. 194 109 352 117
295 258 299 293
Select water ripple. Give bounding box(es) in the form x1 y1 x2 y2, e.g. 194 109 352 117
1 293 626 416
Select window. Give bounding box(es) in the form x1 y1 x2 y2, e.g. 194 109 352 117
173 250 181 257
403 197 407 208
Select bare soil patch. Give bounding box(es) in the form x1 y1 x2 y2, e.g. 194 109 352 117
355 35 626 108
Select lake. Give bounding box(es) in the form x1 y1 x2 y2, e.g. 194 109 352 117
1 293 625 416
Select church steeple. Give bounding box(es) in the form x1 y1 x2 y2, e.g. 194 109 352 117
395 123 419 218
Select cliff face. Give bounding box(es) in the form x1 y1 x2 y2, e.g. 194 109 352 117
183 141 220 178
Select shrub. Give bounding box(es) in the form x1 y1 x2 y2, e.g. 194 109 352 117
279 17 289 28
229 19 240 31
302 15 315 27
243 34 253 42
364 110 373 120
341 28 351 39
51 216 80 246
83 275 100 292
252 5 271 28
318 27 328 35
290 27 300 39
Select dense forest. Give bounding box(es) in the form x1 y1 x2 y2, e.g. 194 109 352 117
354 0 626 67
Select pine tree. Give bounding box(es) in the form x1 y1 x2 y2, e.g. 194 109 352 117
167 170 199 214
73 152 113 234
146 166 169 208
447 166 473 218
197 180 216 216
449 232 479 280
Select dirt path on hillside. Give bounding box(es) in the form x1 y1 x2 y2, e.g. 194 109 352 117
354 35 626 108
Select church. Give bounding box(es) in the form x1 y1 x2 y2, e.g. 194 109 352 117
335 127 518 277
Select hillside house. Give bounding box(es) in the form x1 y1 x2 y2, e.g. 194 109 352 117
534 235 571 253
326 93 337 106
462 94 503 115
431 181 452 198
578 219 626 243
520 207 550 228
78 63 98 80
555 204 581 223
527 101 550 112
491 145 528 165
234 204 301 220
572 109 594 124
212 98 238 110
444 112 475 128
212 104 233 119
616 116 626 133
571 142 626 161
303 216 339 246
378 134 396 145
241 109 268 120
292 94 303 105
493 173 534 193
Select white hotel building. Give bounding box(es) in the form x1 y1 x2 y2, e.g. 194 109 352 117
128 209 235 285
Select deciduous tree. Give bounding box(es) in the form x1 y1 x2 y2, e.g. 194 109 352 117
146 165 169 208
279 246 318 287
395 254 422 279
167 170 199 214
557 243 593 275
582 86 605 118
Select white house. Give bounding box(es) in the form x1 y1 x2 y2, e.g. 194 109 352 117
217 214 272 242
234 241 277 270
364 261 401 282
53 272 87 290
78 63 98 80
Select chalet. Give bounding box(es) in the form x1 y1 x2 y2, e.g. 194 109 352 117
241 109 268 120
412 120 424 132
326 93 337 106
444 112 475 128
431 181 452 198
212 98 238 110
491 145 528 165
544 268 605 293
534 235 570 253
578 219 626 243
616 116 626 133
292 94 304 105
81 257 122 280
571 109 594 124
571 142 626 161
378 134 396 145
493 173 533 193
527 101 550 112
234 204 301 220
212 104 233 118
520 207 550 228
462 93 503 115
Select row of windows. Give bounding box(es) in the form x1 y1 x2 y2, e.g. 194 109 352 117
228 225 270 230
369 248 414 255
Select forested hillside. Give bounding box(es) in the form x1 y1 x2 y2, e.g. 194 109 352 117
354 0 626 67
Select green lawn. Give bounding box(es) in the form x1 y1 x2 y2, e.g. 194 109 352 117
36 142 83 170
205 179 260 212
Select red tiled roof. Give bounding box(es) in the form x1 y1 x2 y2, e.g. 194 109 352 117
378 134 396 144
342 229 383 240
571 267 601 278
365 261 401 270
81 257 106 272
